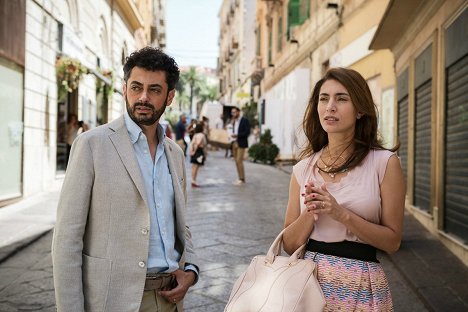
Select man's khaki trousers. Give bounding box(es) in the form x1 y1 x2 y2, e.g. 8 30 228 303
232 142 245 181
140 290 178 312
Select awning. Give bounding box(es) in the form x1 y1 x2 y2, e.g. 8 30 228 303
369 0 426 50
88 68 123 95
88 68 112 86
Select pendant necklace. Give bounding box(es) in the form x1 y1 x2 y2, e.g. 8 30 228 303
317 143 352 179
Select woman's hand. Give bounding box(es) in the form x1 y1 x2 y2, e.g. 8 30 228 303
301 182 320 221
303 183 347 222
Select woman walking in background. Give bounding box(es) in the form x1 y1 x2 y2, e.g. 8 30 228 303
282 68 405 311
190 121 207 187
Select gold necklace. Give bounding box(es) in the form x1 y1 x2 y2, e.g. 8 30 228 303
317 143 352 179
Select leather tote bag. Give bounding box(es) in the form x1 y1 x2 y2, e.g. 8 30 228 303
224 229 326 312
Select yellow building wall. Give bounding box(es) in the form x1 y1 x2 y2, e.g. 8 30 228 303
340 0 390 48
350 50 395 89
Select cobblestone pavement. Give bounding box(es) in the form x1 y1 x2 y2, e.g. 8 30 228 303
0 150 467 311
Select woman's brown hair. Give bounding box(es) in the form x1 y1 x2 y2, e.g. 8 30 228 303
194 121 204 134
299 67 398 172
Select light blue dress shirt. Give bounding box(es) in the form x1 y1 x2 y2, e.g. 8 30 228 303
124 113 180 273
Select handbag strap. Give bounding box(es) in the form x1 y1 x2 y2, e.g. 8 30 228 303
265 229 306 264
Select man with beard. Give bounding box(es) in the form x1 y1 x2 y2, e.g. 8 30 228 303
52 47 198 312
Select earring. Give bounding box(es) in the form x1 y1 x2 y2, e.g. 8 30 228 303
357 113 363 119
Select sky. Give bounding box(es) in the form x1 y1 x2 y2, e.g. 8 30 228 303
166 0 223 69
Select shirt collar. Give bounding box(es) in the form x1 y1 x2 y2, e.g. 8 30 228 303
124 112 166 144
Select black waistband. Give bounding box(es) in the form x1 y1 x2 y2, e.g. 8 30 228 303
306 239 379 263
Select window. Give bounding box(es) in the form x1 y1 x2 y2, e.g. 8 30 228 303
288 0 310 28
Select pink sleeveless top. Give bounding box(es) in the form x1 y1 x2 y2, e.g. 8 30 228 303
293 149 395 243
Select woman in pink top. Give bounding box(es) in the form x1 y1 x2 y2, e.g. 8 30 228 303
283 68 405 311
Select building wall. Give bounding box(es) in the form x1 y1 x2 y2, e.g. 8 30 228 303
218 0 256 109
10 0 159 202
264 68 310 159
380 0 468 265
23 0 61 196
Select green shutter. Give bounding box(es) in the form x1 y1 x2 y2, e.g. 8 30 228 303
288 0 300 27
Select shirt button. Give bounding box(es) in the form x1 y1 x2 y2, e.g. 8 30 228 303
144 150 148 153
138 261 146 268
141 228 148 235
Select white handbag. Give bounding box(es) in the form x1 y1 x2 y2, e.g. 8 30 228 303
224 229 326 312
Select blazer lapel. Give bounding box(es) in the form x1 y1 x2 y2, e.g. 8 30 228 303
108 117 149 209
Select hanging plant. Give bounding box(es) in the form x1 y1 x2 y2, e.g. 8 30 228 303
56 56 87 100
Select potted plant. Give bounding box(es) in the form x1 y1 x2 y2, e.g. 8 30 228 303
248 128 280 164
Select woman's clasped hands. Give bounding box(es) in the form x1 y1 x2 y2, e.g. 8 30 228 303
302 181 346 222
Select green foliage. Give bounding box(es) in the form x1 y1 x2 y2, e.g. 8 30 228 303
177 66 218 115
248 129 279 164
242 101 259 128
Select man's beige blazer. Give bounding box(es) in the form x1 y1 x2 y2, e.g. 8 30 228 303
52 116 197 312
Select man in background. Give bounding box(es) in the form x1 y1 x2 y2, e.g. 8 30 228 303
175 113 187 155
230 107 250 185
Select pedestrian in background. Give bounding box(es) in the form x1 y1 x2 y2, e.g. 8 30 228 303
225 118 234 158
187 119 197 141
189 121 207 187
201 116 210 149
230 107 251 185
65 113 88 167
282 67 405 311
175 113 187 155
52 47 199 312
214 113 224 129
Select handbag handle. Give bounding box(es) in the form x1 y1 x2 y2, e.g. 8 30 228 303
265 229 306 264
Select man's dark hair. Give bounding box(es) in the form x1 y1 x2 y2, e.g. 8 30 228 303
123 47 180 90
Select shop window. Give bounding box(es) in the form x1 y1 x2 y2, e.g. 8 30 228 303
0 60 23 201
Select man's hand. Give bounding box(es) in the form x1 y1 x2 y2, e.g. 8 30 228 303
158 269 196 304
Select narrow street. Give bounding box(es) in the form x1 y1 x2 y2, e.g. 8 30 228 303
0 150 467 311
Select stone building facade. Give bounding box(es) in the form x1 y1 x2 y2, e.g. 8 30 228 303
0 0 166 205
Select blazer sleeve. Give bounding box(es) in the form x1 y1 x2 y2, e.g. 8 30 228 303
52 134 94 311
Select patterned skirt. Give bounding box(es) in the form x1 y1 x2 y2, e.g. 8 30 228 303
304 251 393 312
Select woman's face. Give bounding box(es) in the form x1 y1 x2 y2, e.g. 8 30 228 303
317 79 359 137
